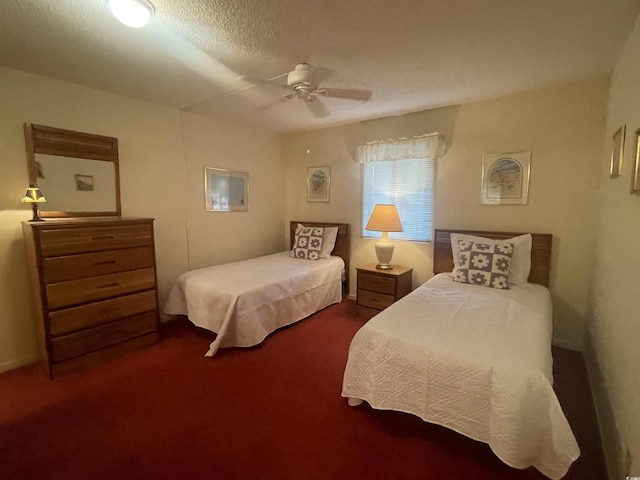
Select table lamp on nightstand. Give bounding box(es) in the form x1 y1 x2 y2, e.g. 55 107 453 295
365 204 403 270
21 185 46 222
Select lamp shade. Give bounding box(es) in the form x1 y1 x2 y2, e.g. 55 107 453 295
365 204 403 232
21 186 46 203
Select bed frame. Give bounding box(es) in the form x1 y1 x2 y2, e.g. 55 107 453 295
290 221 351 294
433 229 553 287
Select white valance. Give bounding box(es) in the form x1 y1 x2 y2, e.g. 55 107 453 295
356 132 445 164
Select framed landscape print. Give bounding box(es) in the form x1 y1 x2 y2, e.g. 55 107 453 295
481 151 531 205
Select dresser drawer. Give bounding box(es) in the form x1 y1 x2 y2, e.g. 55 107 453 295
43 246 154 283
358 289 395 310
49 290 157 336
39 223 152 257
46 268 156 309
358 271 396 294
50 312 157 362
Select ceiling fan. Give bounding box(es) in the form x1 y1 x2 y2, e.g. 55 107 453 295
223 63 372 118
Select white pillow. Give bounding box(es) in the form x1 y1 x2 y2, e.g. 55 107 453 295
450 233 532 284
295 224 339 259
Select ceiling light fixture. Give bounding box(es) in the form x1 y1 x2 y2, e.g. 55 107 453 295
108 0 155 28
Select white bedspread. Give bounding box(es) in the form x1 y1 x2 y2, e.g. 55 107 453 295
165 251 344 356
342 273 579 479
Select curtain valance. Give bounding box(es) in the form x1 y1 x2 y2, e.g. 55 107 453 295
356 132 445 164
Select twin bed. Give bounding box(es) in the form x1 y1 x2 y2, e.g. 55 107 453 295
165 223 578 479
164 221 350 356
342 229 579 479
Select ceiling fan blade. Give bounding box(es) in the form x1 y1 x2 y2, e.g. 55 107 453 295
321 88 372 102
306 98 329 118
221 72 289 98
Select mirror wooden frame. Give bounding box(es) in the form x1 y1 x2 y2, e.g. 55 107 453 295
24 123 121 217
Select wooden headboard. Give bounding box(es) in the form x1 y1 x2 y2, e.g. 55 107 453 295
290 221 351 294
433 229 553 287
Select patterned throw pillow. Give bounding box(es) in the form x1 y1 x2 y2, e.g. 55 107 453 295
290 226 325 260
452 240 514 289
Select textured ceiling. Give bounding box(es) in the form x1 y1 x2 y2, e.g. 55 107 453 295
1 0 639 133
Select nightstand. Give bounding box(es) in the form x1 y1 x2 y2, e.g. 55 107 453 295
356 264 412 319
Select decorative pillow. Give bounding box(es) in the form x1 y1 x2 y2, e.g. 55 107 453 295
450 233 532 284
291 226 325 260
295 223 338 259
452 240 514 289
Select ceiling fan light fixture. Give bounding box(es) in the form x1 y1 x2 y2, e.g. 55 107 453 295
108 0 155 28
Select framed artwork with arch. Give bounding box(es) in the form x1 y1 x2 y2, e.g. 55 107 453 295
481 151 531 205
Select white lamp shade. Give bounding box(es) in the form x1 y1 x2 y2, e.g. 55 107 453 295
108 0 154 28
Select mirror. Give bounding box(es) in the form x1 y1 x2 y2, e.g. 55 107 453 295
25 124 121 217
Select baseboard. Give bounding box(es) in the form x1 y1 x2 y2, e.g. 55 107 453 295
347 293 356 301
583 328 623 480
0 353 38 374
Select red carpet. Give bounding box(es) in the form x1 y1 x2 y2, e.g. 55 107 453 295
0 300 601 479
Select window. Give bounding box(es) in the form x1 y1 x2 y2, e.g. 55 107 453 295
358 133 444 243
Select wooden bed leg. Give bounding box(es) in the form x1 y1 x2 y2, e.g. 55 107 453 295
348 397 364 407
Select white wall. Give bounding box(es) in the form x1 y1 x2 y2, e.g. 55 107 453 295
0 66 283 372
587 15 640 479
284 78 609 350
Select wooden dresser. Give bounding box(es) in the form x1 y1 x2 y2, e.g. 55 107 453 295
22 217 160 378
356 264 413 319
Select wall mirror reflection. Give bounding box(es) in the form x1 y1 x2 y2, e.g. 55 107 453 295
25 124 121 217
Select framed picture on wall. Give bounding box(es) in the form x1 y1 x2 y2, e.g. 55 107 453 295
75 174 94 191
205 167 249 212
610 125 626 178
632 128 640 194
307 166 331 202
481 151 531 205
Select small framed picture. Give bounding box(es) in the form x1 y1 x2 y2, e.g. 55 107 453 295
610 125 626 178
205 167 249 212
481 151 531 205
75 174 94 191
632 128 640 194
307 166 331 203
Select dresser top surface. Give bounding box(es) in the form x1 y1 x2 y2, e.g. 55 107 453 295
22 217 154 228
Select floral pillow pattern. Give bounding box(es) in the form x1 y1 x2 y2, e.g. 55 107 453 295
291 226 325 260
452 240 514 289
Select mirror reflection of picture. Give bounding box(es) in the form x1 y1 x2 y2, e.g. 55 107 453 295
75 174 94 191
307 166 331 202
205 167 249 212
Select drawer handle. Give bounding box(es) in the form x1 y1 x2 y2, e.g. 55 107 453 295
93 260 117 266
96 282 120 290
92 235 116 241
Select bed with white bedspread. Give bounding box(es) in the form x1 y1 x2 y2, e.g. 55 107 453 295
342 229 579 479
165 221 349 356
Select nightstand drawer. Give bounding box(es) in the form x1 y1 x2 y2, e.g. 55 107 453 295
358 271 396 294
358 289 395 310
